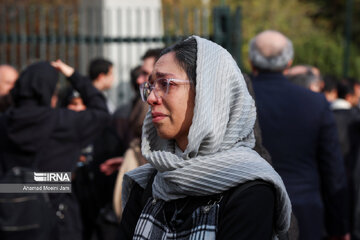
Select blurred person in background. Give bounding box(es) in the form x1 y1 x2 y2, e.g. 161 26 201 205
322 75 339 103
249 30 349 240
285 65 323 92
136 48 163 86
0 64 18 112
79 49 162 238
102 49 163 175
101 48 163 178
331 79 360 240
110 48 162 220
112 66 147 220
54 60 119 240
0 60 110 240
61 88 87 112
332 78 360 111
88 58 116 113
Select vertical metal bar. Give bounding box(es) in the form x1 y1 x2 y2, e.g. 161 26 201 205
48 6 56 62
135 7 141 57
78 7 85 74
343 0 353 78
67 7 75 67
175 7 181 41
126 8 132 66
106 8 112 58
158 7 163 46
126 7 133 103
146 7 152 49
202 7 209 39
232 7 242 69
86 6 92 60
58 6 67 87
184 8 189 37
39 6 46 60
19 5 27 69
28 6 36 61
100 7 105 58
0 5 7 64
64 7 69 64
163 5 171 46
117 7 124 104
96 7 100 58
90 7 96 59
58 7 65 62
10 6 17 67
194 8 200 36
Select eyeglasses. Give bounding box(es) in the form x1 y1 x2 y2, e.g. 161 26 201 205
139 78 191 102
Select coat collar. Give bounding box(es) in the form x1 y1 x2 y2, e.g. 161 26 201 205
252 72 287 82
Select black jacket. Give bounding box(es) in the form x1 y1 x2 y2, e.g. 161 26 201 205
119 180 275 239
0 70 110 172
0 62 110 240
252 72 348 239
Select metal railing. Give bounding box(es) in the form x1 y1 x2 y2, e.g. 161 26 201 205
0 4 242 105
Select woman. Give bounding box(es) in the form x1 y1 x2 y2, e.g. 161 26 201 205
0 61 110 240
119 36 291 239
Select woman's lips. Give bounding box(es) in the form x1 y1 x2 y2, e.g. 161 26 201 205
151 112 167 122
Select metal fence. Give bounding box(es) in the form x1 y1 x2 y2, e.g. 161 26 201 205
0 4 242 105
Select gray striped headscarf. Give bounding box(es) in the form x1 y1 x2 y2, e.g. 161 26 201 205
123 36 291 235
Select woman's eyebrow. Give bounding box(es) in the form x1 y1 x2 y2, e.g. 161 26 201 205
155 72 175 78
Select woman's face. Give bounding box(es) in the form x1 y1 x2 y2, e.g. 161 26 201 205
67 97 86 112
147 52 195 151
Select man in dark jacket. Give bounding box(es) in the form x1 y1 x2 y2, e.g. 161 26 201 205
331 79 360 239
249 30 349 240
0 60 110 240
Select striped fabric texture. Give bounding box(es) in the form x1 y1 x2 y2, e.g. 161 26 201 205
133 198 218 240
123 36 292 236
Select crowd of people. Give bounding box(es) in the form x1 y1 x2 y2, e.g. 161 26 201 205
0 30 359 240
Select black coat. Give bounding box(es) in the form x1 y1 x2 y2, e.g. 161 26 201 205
0 62 110 240
119 180 275 239
333 107 360 237
252 72 349 239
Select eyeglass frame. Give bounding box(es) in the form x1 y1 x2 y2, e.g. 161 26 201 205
139 78 192 102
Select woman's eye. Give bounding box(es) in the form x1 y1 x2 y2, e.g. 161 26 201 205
168 81 176 86
157 79 168 87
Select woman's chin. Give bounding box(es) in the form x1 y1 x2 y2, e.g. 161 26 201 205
156 128 173 140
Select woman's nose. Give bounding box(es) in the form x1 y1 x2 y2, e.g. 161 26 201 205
147 89 161 105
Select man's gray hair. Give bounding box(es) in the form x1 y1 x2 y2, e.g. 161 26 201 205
249 31 294 71
287 68 317 89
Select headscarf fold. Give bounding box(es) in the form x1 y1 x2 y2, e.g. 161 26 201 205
123 36 291 235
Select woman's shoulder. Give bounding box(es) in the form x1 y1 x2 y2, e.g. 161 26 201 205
220 180 275 212
225 180 275 201
217 180 276 239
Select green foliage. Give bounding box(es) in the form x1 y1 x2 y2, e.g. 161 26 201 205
227 0 359 79
163 0 360 80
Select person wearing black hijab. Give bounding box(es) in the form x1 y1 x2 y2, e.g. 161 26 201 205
0 60 110 240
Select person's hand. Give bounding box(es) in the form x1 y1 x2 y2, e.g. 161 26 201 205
100 157 123 176
51 59 74 77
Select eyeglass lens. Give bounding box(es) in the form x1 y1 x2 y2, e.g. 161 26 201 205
140 79 170 102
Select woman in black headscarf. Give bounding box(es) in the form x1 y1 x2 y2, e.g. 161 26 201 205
0 60 110 240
